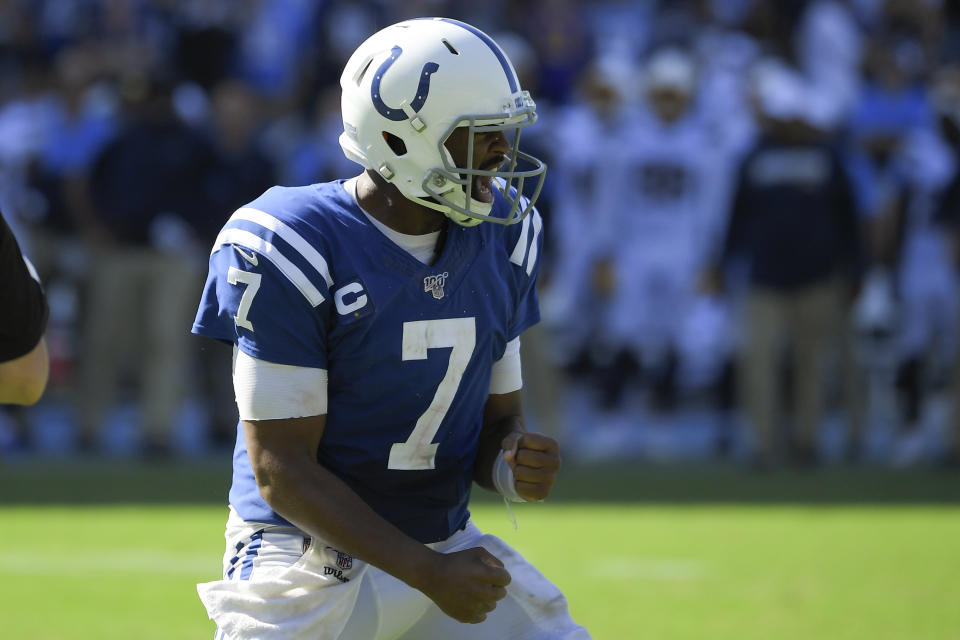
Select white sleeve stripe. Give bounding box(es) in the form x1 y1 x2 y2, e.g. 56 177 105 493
233 348 328 420
525 210 543 276
213 228 326 306
230 207 334 288
508 206 531 266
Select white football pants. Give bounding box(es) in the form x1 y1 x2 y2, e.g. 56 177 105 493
200 507 591 640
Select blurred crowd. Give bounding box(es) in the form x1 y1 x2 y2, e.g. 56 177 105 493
1 0 959 468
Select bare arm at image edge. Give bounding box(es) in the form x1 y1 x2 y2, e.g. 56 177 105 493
0 338 49 405
0 212 49 405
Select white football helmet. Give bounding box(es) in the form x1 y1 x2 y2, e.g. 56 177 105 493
339 18 546 226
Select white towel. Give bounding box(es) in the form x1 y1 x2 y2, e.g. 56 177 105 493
198 542 366 640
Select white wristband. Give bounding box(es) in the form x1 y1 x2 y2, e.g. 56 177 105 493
492 450 526 503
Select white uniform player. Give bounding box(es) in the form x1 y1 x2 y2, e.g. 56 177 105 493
854 123 960 464
895 129 960 375
540 58 638 364
605 49 735 389
889 128 960 465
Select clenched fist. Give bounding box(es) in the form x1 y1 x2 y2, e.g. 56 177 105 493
420 547 512 623
500 432 562 502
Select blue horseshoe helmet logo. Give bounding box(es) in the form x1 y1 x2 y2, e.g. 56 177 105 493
371 46 440 121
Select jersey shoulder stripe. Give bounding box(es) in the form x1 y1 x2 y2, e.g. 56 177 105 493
525 209 543 276
507 194 542 275
508 203 531 266
228 207 334 288
206 183 361 310
211 227 326 307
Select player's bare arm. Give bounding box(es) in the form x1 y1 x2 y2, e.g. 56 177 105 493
475 390 562 502
243 415 511 624
0 336 48 406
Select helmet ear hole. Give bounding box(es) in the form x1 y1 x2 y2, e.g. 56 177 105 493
382 131 408 156
353 57 374 86
441 39 459 55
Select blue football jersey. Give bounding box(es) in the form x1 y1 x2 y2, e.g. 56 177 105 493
193 180 543 543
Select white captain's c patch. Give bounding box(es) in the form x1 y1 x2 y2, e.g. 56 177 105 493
334 279 373 318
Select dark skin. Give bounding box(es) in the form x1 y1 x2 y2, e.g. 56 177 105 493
243 128 562 624
355 127 510 234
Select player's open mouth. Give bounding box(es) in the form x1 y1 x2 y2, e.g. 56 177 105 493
470 156 506 203
472 175 494 203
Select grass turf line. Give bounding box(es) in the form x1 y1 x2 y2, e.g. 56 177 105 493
3 459 960 504
1 461 958 638
1 503 959 639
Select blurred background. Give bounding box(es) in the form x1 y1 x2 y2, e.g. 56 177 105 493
1 0 959 472
3 3 960 639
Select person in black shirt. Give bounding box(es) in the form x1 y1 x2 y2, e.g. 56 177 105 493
704 66 860 468
0 211 49 405
75 72 217 456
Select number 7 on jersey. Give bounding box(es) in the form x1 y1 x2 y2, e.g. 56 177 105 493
389 317 476 470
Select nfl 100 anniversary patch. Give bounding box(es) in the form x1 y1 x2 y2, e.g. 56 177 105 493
424 272 449 300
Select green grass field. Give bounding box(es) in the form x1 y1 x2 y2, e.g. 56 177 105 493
1 462 959 639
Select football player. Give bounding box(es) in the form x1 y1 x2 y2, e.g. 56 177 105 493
606 48 734 408
540 54 639 408
192 18 589 640
870 67 960 466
